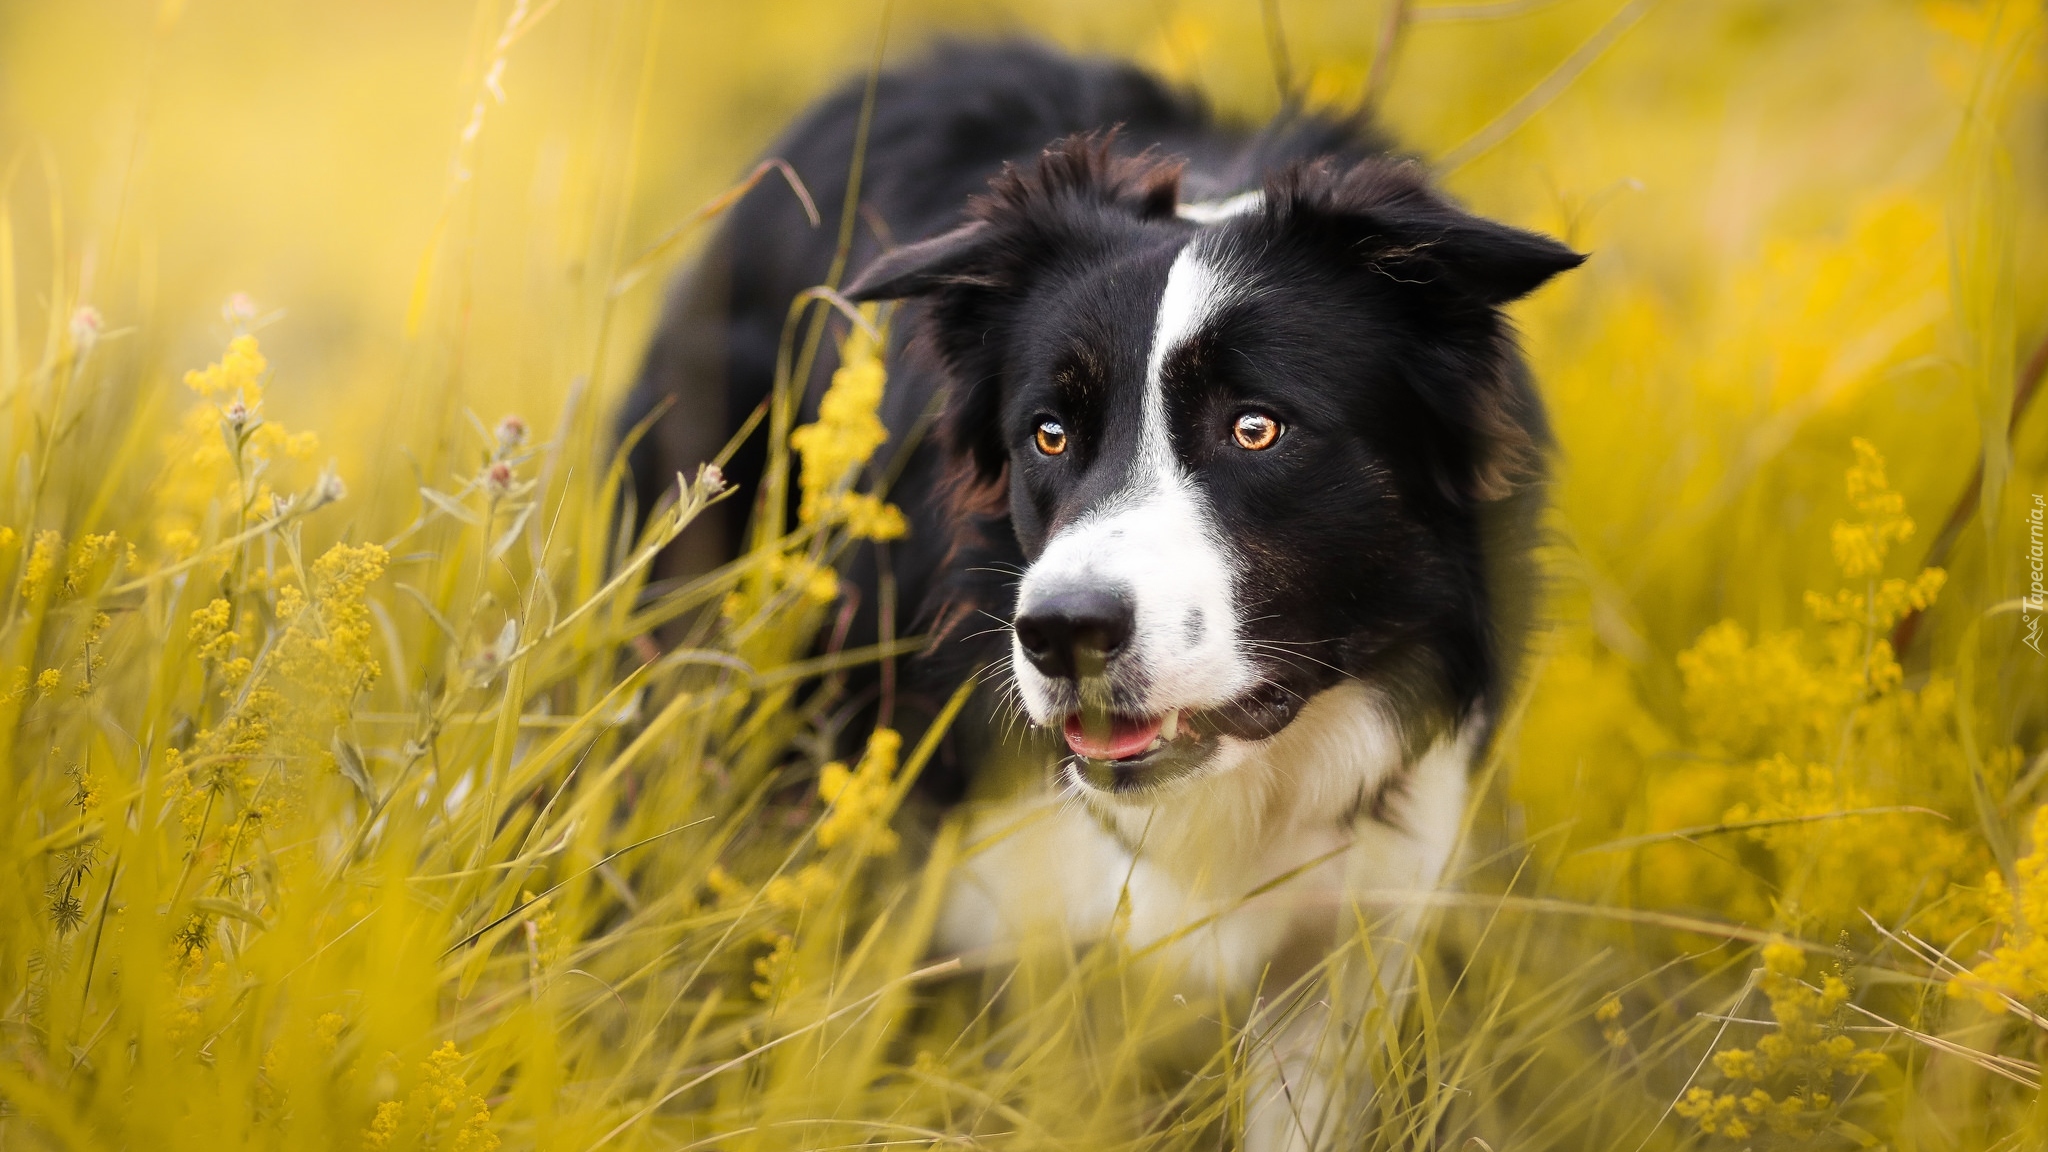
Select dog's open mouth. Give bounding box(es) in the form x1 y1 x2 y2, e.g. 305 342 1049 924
1054 683 1303 795
1060 709 1214 794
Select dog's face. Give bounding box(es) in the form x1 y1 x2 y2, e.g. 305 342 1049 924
850 140 1579 799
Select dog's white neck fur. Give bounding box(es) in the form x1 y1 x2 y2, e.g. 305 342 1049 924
938 683 1469 988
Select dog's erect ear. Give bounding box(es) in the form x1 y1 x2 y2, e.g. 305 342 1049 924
846 135 1190 489
845 221 997 302
848 134 1183 303
1410 215 1585 306
1270 159 1583 307
1265 160 1580 504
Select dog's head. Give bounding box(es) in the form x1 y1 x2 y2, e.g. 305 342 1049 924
848 135 1580 800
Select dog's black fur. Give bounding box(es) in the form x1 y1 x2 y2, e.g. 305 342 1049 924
621 40 1577 798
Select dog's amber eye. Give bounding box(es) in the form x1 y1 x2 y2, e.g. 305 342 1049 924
1232 412 1281 451
1034 419 1068 456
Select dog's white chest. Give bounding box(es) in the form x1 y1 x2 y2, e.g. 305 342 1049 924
936 682 1471 996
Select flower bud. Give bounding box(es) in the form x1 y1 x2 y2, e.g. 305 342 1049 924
482 460 516 499
222 292 258 327
494 414 528 453
69 306 103 356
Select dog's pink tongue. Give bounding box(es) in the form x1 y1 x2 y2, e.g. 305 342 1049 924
1063 713 1165 760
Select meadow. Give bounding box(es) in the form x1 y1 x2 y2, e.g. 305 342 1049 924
1 0 2045 1148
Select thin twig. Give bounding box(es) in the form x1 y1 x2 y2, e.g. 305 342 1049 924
1261 0 1295 106
1438 0 1660 172
1365 0 1414 107
1572 806 1948 856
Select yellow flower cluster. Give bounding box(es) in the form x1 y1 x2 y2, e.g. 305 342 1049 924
816 727 903 855
169 542 387 950
157 335 320 554
764 863 837 912
362 1042 499 1152
752 930 799 1001
717 551 840 635
1595 996 1628 1049
1949 805 2048 1010
1677 942 1885 1142
1669 440 1989 938
189 597 252 684
1830 438 1914 578
20 530 61 599
181 333 267 401
273 542 388 706
787 316 908 540
61 532 134 596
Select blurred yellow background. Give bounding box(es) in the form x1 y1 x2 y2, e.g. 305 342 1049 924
3 0 2045 1147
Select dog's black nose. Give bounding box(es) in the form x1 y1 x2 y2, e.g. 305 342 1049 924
1014 587 1135 680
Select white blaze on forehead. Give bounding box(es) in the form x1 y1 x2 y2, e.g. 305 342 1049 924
1175 190 1263 224
1012 243 1254 723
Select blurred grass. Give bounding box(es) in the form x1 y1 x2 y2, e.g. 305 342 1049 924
1 0 2045 1148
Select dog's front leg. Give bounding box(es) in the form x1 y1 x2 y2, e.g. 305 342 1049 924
1242 989 1342 1152
1239 933 1396 1152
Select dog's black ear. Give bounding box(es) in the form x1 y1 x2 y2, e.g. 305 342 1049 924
845 221 997 301
849 134 1183 303
1413 215 1585 306
1269 158 1583 307
1265 159 1580 504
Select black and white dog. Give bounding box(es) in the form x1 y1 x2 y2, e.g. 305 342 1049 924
624 40 1579 1149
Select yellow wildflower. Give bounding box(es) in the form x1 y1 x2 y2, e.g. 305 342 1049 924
764 863 838 913
21 530 61 599
752 930 798 1000
1667 441 1989 939
817 727 903 855
157 335 322 552
520 889 558 968
183 334 267 399
790 316 888 517
1596 996 1629 1048
704 864 751 909
1678 941 1884 1142
836 490 909 541
1829 437 1914 578
315 1011 346 1052
362 1099 403 1149
190 598 239 664
61 532 126 595
787 311 910 536
362 1042 498 1152
1949 805 2048 1010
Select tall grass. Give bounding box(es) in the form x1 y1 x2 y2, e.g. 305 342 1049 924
1 0 2045 1148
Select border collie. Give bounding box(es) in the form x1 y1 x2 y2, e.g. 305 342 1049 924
624 40 1580 1150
